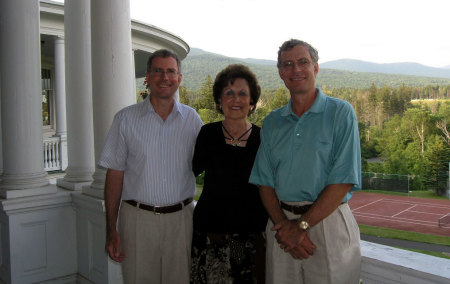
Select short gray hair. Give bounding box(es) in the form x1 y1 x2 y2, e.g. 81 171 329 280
277 39 319 68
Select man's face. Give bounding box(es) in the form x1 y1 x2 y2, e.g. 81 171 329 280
278 45 319 96
145 56 182 100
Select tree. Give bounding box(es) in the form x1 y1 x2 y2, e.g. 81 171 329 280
193 76 222 124
179 86 190 105
403 108 435 154
424 135 450 194
268 87 289 110
193 75 215 111
436 120 450 146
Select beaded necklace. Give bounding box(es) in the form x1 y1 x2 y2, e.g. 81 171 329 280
222 123 252 147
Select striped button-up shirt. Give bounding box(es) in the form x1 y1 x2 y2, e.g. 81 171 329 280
98 98 203 206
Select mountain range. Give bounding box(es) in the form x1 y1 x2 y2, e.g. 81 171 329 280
139 48 450 91
320 59 450 79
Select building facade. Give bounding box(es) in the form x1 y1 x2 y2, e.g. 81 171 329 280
0 1 188 283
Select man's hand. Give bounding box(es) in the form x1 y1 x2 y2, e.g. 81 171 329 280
287 233 316 259
104 169 125 263
105 230 125 262
272 219 316 259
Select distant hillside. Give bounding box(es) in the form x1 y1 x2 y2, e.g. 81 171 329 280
320 59 450 79
180 48 283 90
139 48 450 91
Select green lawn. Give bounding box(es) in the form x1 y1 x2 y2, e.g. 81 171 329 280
360 224 450 259
359 224 450 246
362 189 449 200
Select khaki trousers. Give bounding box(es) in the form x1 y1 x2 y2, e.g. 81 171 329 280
119 201 194 284
266 203 361 284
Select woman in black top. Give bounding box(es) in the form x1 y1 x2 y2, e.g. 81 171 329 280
191 64 267 283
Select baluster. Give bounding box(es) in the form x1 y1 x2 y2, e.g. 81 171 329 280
44 142 49 169
51 142 56 169
55 140 60 168
49 142 53 169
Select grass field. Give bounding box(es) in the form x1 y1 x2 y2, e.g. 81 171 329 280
359 224 450 259
359 224 450 246
362 189 449 200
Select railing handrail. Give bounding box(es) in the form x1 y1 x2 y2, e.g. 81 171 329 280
43 136 61 171
361 240 450 283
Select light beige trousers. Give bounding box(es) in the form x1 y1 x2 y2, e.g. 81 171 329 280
266 203 361 284
119 201 194 284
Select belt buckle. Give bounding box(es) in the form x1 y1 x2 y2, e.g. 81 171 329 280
153 206 161 215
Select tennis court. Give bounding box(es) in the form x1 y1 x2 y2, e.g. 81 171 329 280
349 192 450 237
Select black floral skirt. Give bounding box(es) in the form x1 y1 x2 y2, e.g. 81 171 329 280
190 230 265 284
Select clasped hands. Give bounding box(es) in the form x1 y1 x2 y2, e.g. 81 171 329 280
272 219 316 260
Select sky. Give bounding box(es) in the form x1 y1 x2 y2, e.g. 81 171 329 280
128 0 449 68
56 0 450 68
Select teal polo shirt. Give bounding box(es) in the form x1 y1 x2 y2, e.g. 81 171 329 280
249 89 361 203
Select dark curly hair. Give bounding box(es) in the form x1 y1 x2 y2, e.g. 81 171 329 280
212 64 261 116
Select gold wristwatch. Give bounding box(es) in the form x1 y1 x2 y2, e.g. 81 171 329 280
298 219 310 231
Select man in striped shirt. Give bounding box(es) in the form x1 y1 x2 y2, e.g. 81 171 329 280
99 49 203 283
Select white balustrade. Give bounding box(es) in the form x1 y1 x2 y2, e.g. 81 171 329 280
43 137 61 171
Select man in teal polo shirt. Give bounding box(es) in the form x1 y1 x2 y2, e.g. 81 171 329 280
249 39 362 283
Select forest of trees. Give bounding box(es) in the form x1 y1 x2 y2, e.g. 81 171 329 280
176 80 450 194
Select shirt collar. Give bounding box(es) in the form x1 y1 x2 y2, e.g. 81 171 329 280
281 88 326 117
141 96 184 118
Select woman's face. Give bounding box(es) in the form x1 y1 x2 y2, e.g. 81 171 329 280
220 78 253 120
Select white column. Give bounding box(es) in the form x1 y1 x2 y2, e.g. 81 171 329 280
84 0 134 198
0 0 54 198
131 49 137 103
54 37 68 171
54 37 67 138
57 0 95 191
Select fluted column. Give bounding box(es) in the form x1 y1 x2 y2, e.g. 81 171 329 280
0 0 54 198
57 0 95 191
84 0 134 198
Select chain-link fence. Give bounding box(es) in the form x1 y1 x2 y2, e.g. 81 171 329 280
362 172 410 193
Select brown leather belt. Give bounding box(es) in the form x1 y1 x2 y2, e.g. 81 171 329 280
280 202 312 215
124 197 193 214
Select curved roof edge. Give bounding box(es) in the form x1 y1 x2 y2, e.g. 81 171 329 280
39 0 189 59
131 20 189 60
